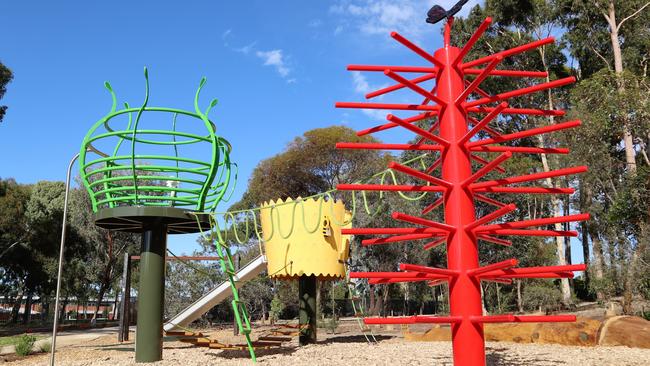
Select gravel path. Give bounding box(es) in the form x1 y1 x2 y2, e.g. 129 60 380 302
7 332 650 366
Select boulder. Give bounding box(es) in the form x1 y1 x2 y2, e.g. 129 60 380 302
598 316 650 348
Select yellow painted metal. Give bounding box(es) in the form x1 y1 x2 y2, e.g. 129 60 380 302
260 197 352 280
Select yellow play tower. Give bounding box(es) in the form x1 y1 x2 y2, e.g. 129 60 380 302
260 197 351 344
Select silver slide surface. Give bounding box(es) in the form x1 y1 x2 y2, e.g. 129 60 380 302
163 255 267 331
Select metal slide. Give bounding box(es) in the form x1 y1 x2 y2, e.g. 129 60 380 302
163 254 268 332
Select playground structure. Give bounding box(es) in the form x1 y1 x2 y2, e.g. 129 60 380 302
77 68 240 363
334 16 588 366
163 198 353 346
47 10 594 366
260 197 352 344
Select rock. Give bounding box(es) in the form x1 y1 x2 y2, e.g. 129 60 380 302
598 316 650 348
404 317 601 346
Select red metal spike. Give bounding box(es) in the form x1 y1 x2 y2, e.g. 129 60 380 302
337 183 445 192
465 77 576 108
470 146 570 154
391 32 443 68
465 204 517 231
468 120 582 147
476 214 589 232
476 234 512 246
387 114 449 146
464 69 548 78
471 154 507 173
389 161 451 188
471 166 588 189
460 102 508 144
423 237 447 250
456 57 503 103
454 17 493 66
366 73 437 99
336 142 444 151
361 233 438 246
356 111 436 136
462 37 555 68
348 65 437 73
384 69 446 106
422 197 444 214
336 101 439 111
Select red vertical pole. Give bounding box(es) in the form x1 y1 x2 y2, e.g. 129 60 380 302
435 44 485 364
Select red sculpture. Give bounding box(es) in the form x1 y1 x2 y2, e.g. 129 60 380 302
335 17 588 366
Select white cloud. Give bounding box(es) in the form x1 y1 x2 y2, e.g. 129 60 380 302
351 71 370 94
329 0 482 41
235 41 257 55
221 29 232 40
350 71 389 120
256 49 291 78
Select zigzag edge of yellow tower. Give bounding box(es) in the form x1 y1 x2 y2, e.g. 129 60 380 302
260 197 352 280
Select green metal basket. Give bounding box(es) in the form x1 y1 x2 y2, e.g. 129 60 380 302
80 68 234 213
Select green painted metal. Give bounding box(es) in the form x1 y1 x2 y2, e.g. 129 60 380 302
135 221 167 363
345 263 377 344
197 214 258 362
298 275 317 345
79 67 235 213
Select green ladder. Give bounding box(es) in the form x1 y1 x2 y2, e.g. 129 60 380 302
345 264 377 344
214 237 257 361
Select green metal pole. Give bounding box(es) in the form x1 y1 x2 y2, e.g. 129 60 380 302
135 220 167 363
299 275 317 345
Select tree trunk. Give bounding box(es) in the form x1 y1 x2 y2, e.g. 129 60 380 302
10 292 22 324
21 289 33 325
579 179 591 288
59 297 68 323
605 1 637 172
516 280 523 313
622 228 648 314
93 284 107 320
538 46 572 306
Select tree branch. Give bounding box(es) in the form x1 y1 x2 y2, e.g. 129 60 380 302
617 1 650 31
589 45 612 70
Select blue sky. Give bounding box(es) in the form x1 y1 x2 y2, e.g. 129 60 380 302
1 1 586 265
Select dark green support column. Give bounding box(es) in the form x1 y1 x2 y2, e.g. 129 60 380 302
135 220 167 363
299 275 317 345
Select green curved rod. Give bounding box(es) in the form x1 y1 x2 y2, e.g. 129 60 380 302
79 68 235 213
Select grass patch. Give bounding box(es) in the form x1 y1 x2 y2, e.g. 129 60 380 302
0 334 46 346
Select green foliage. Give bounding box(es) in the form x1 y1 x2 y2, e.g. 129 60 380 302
269 294 285 323
14 334 36 356
229 126 388 211
0 60 12 123
522 283 562 312
38 341 51 353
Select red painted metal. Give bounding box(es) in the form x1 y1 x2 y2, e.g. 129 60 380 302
335 17 587 366
335 142 444 151
356 112 437 136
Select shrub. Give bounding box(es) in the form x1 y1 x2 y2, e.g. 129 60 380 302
39 341 51 353
269 295 285 324
14 335 36 356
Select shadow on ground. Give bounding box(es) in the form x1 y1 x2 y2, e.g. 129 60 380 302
209 345 299 359
318 334 394 344
486 346 566 366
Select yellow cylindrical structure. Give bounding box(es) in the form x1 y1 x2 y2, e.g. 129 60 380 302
260 197 351 280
